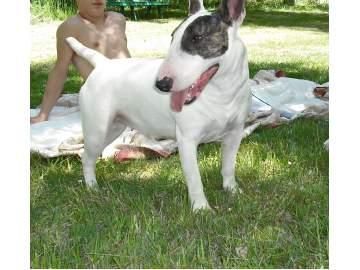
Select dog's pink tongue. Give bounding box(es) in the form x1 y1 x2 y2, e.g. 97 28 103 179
170 90 187 112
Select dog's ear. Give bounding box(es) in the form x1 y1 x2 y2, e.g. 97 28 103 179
218 0 246 25
188 0 205 15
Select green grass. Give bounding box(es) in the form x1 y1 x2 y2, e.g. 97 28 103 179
30 60 82 107
31 1 76 23
30 8 329 268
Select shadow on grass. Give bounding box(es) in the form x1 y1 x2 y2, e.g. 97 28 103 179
249 60 329 84
244 9 328 32
30 118 328 268
117 7 328 34
30 60 83 108
108 6 329 28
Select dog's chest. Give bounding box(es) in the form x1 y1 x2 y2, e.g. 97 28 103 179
175 101 246 142
203 111 243 141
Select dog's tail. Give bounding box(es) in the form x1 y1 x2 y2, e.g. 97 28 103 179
65 37 108 68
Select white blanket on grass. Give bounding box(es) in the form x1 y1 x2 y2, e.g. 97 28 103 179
30 70 329 158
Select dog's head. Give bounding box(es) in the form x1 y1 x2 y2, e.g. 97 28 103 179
156 0 246 112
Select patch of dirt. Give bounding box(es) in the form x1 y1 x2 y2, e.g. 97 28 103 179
31 19 181 62
31 21 61 61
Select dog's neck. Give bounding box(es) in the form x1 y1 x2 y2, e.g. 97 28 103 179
204 29 249 105
222 35 247 79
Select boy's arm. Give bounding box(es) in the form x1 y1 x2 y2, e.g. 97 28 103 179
30 22 75 124
110 11 131 58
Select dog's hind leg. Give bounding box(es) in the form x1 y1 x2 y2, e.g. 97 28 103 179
82 147 100 188
81 113 126 188
221 126 245 194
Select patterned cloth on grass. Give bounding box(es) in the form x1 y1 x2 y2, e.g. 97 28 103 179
30 70 329 160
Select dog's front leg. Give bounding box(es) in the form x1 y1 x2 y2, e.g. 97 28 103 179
177 138 211 211
221 127 245 193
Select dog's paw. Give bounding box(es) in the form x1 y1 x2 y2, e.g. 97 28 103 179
192 200 213 213
223 182 243 195
84 180 99 190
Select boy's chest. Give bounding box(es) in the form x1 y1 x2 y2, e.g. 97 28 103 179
78 23 127 56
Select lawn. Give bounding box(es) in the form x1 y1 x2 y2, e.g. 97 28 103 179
30 8 329 268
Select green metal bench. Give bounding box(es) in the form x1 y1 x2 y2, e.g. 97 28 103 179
107 0 170 20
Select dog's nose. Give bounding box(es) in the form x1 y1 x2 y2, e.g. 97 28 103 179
155 77 173 92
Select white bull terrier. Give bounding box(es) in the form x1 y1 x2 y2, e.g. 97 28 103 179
65 0 251 211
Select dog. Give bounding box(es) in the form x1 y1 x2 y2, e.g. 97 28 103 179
65 0 251 211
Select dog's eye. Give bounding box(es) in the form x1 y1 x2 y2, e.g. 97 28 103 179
192 34 203 43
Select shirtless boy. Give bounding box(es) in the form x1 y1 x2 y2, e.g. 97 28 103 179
31 0 131 124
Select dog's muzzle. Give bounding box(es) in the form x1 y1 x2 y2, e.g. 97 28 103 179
155 77 173 92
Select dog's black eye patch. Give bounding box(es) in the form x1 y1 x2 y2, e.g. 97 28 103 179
181 14 229 59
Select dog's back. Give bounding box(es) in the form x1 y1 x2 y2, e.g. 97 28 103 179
79 58 177 139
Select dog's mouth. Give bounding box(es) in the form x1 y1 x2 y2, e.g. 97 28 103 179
170 64 219 112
